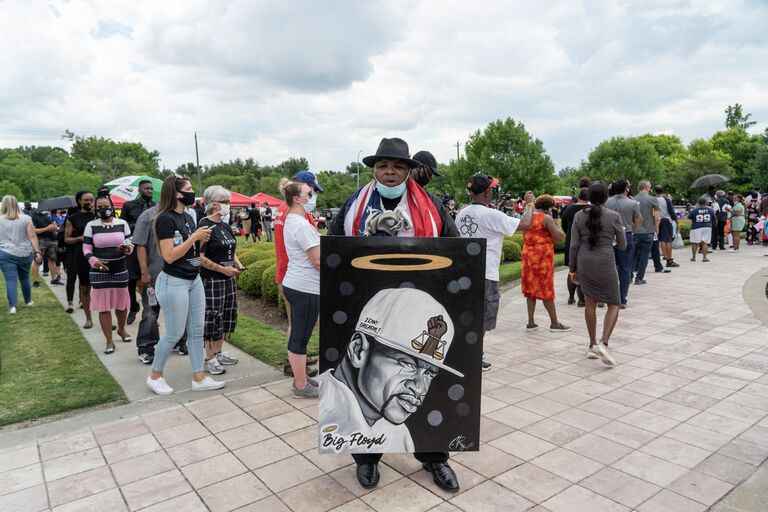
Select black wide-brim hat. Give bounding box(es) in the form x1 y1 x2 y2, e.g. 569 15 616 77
362 137 420 168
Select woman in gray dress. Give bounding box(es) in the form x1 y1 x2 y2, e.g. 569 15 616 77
569 183 626 366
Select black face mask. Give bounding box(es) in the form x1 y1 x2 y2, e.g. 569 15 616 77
97 208 113 219
179 191 196 206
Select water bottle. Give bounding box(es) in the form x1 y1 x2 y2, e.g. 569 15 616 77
146 286 158 306
172 230 183 246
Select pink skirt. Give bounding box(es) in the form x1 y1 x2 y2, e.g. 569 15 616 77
90 287 130 312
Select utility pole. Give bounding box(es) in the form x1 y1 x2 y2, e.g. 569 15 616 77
194 132 202 192
456 141 460 161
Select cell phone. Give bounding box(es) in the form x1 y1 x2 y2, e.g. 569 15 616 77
206 225 215 231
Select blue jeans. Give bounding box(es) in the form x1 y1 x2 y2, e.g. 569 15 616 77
633 233 654 281
152 272 205 374
614 232 634 304
0 250 33 308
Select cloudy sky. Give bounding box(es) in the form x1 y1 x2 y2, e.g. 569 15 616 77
1 0 767 174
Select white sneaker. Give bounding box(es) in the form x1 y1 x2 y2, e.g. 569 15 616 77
586 348 599 359
9 307 16 314
191 376 225 391
25 301 34 306
146 376 174 395
592 343 616 367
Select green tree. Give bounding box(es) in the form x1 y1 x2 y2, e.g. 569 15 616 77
754 145 768 192
724 103 757 130
463 118 556 194
0 179 23 199
581 136 663 191
315 171 358 209
70 135 161 181
710 128 764 190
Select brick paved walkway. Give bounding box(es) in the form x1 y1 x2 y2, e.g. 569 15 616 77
1 246 767 511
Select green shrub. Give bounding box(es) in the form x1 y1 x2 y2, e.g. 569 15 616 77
553 237 566 253
501 240 522 262
237 258 275 296
277 289 288 318
510 233 524 247
261 263 279 305
238 250 275 267
678 219 691 240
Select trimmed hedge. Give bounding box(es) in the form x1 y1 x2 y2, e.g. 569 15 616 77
502 239 522 262
261 263 280 305
237 258 276 297
678 219 691 240
238 251 268 267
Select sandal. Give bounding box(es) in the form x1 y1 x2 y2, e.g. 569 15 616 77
65 304 74 314
83 321 93 329
104 345 115 354
118 332 133 343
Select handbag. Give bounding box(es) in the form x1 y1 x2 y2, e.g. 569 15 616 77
672 231 684 249
724 218 732 235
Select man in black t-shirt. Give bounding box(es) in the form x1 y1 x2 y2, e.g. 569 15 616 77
248 202 262 241
31 209 63 286
560 188 590 305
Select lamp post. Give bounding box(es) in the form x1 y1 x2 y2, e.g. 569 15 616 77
357 149 363 189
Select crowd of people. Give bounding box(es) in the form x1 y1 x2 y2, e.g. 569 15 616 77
4 135 768 495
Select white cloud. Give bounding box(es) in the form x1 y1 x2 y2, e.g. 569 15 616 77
1 0 766 181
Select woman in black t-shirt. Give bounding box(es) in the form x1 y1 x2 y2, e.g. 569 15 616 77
198 186 245 376
64 191 97 324
145 175 224 396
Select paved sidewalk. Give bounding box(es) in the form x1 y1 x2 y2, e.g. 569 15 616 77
44 278 282 401
1 246 767 511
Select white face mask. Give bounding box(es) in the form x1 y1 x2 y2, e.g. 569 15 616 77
302 194 317 213
220 204 231 217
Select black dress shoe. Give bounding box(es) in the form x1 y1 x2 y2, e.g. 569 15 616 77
127 310 137 325
356 462 380 488
422 462 459 492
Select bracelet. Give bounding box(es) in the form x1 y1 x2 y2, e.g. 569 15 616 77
34 251 41 255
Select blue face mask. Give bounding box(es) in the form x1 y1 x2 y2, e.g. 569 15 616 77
376 180 407 199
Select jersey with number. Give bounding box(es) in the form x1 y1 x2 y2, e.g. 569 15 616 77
688 207 714 229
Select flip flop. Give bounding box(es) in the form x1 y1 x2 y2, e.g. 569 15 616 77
119 333 133 343
104 346 115 354
83 321 93 329
65 305 74 314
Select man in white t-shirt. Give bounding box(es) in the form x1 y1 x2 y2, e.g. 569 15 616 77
456 173 533 371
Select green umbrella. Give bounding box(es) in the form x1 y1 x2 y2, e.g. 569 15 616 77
105 176 163 203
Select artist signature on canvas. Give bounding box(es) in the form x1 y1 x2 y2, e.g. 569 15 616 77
449 435 475 451
322 431 388 452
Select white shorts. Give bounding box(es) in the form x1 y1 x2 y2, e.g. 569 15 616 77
689 227 711 244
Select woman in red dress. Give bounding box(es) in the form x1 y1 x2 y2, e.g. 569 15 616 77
518 194 569 332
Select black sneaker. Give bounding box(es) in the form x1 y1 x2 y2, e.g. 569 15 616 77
127 310 137 325
138 353 153 364
481 361 492 372
33 281 40 288
174 343 188 355
50 277 63 285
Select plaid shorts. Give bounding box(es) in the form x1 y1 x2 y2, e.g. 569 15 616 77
203 276 238 340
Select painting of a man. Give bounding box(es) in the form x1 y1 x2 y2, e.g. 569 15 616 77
319 288 463 454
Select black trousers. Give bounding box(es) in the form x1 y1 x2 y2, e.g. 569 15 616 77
712 220 726 249
352 452 448 465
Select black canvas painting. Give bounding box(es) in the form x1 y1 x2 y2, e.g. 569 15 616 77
318 237 486 454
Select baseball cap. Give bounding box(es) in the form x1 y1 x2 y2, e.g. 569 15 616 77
412 150 441 176
466 172 499 194
355 288 463 377
293 170 324 192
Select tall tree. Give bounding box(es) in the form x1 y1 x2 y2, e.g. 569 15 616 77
70 135 161 181
581 136 663 191
464 118 556 194
724 103 757 130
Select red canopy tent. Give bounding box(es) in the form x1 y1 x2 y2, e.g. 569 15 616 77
228 191 254 207
250 192 282 207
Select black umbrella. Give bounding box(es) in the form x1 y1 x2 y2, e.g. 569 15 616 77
690 174 730 189
37 195 77 211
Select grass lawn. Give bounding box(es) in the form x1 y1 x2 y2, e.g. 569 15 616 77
229 314 318 368
0 277 126 427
